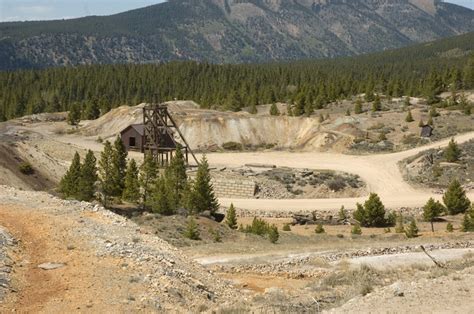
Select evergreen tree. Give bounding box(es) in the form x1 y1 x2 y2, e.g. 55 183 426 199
225 203 238 229
345 108 351 116
422 198 445 232
338 205 348 221
444 138 461 162
268 225 279 243
149 175 175 215
140 152 158 207
191 155 219 214
249 102 258 114
427 116 434 126
98 141 115 207
353 203 367 226
404 97 411 107
111 135 128 197
418 119 424 127
405 110 414 122
363 193 387 227
183 216 200 240
269 103 279 116
443 180 471 215
59 152 81 198
461 206 474 232
354 99 363 114
84 101 100 120
372 94 381 112
429 107 439 118
68 102 81 126
122 159 140 203
164 146 188 207
77 150 97 201
405 218 419 238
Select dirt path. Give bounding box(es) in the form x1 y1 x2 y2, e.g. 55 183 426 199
206 131 474 211
0 205 148 313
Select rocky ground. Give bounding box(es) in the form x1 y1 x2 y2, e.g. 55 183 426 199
0 227 14 303
0 186 240 312
211 166 366 199
402 139 474 190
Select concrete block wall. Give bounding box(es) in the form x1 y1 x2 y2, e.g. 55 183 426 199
212 178 256 199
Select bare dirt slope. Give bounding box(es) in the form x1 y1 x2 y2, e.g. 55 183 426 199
0 186 237 312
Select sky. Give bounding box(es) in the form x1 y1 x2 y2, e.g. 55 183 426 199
0 0 473 22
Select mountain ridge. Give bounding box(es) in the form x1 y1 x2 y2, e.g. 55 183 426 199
0 0 473 70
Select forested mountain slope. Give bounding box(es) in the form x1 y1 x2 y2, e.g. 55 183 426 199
0 0 474 70
1 31 473 121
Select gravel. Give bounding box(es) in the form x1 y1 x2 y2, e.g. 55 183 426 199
0 226 15 302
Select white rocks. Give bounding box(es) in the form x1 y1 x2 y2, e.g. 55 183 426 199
37 262 66 270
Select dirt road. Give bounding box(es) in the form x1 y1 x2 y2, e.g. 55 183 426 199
206 131 474 211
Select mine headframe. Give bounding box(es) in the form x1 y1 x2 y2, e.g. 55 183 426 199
143 103 198 167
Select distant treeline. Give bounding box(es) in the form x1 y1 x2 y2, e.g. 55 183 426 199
1 32 473 121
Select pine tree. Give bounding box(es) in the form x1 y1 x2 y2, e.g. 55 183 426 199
150 175 175 215
429 107 439 118
354 99 363 114
84 101 100 120
405 110 414 122
122 159 140 203
461 206 474 232
405 218 419 238
191 155 219 214
372 94 381 112
111 135 128 197
345 109 351 116
270 103 280 116
140 152 158 207
59 152 81 198
338 205 348 221
98 141 115 207
353 203 367 226
183 216 200 240
225 203 238 229
268 225 279 243
443 180 470 215
77 150 97 201
68 102 81 126
444 138 461 162
423 198 445 232
418 119 424 127
164 146 188 207
363 193 387 227
404 97 411 107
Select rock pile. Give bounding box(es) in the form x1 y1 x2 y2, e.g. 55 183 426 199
0 227 15 302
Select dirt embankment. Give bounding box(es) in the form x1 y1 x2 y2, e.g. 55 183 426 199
0 186 239 312
80 102 352 152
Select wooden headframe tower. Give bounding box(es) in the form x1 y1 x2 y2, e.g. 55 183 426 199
143 103 198 167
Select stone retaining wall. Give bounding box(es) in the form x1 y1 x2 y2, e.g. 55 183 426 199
212 179 256 199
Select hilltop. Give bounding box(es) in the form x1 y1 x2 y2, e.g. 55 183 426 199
1 0 474 69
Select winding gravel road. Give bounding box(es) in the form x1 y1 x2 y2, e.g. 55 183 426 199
205 131 474 212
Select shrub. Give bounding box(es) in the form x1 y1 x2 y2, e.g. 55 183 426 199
268 225 279 244
395 213 405 234
183 216 200 240
336 234 344 238
222 142 243 151
315 223 325 234
405 110 414 122
405 219 419 238
282 223 291 231
18 162 34 175
327 178 346 191
351 224 362 235
446 223 454 233
209 228 222 243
